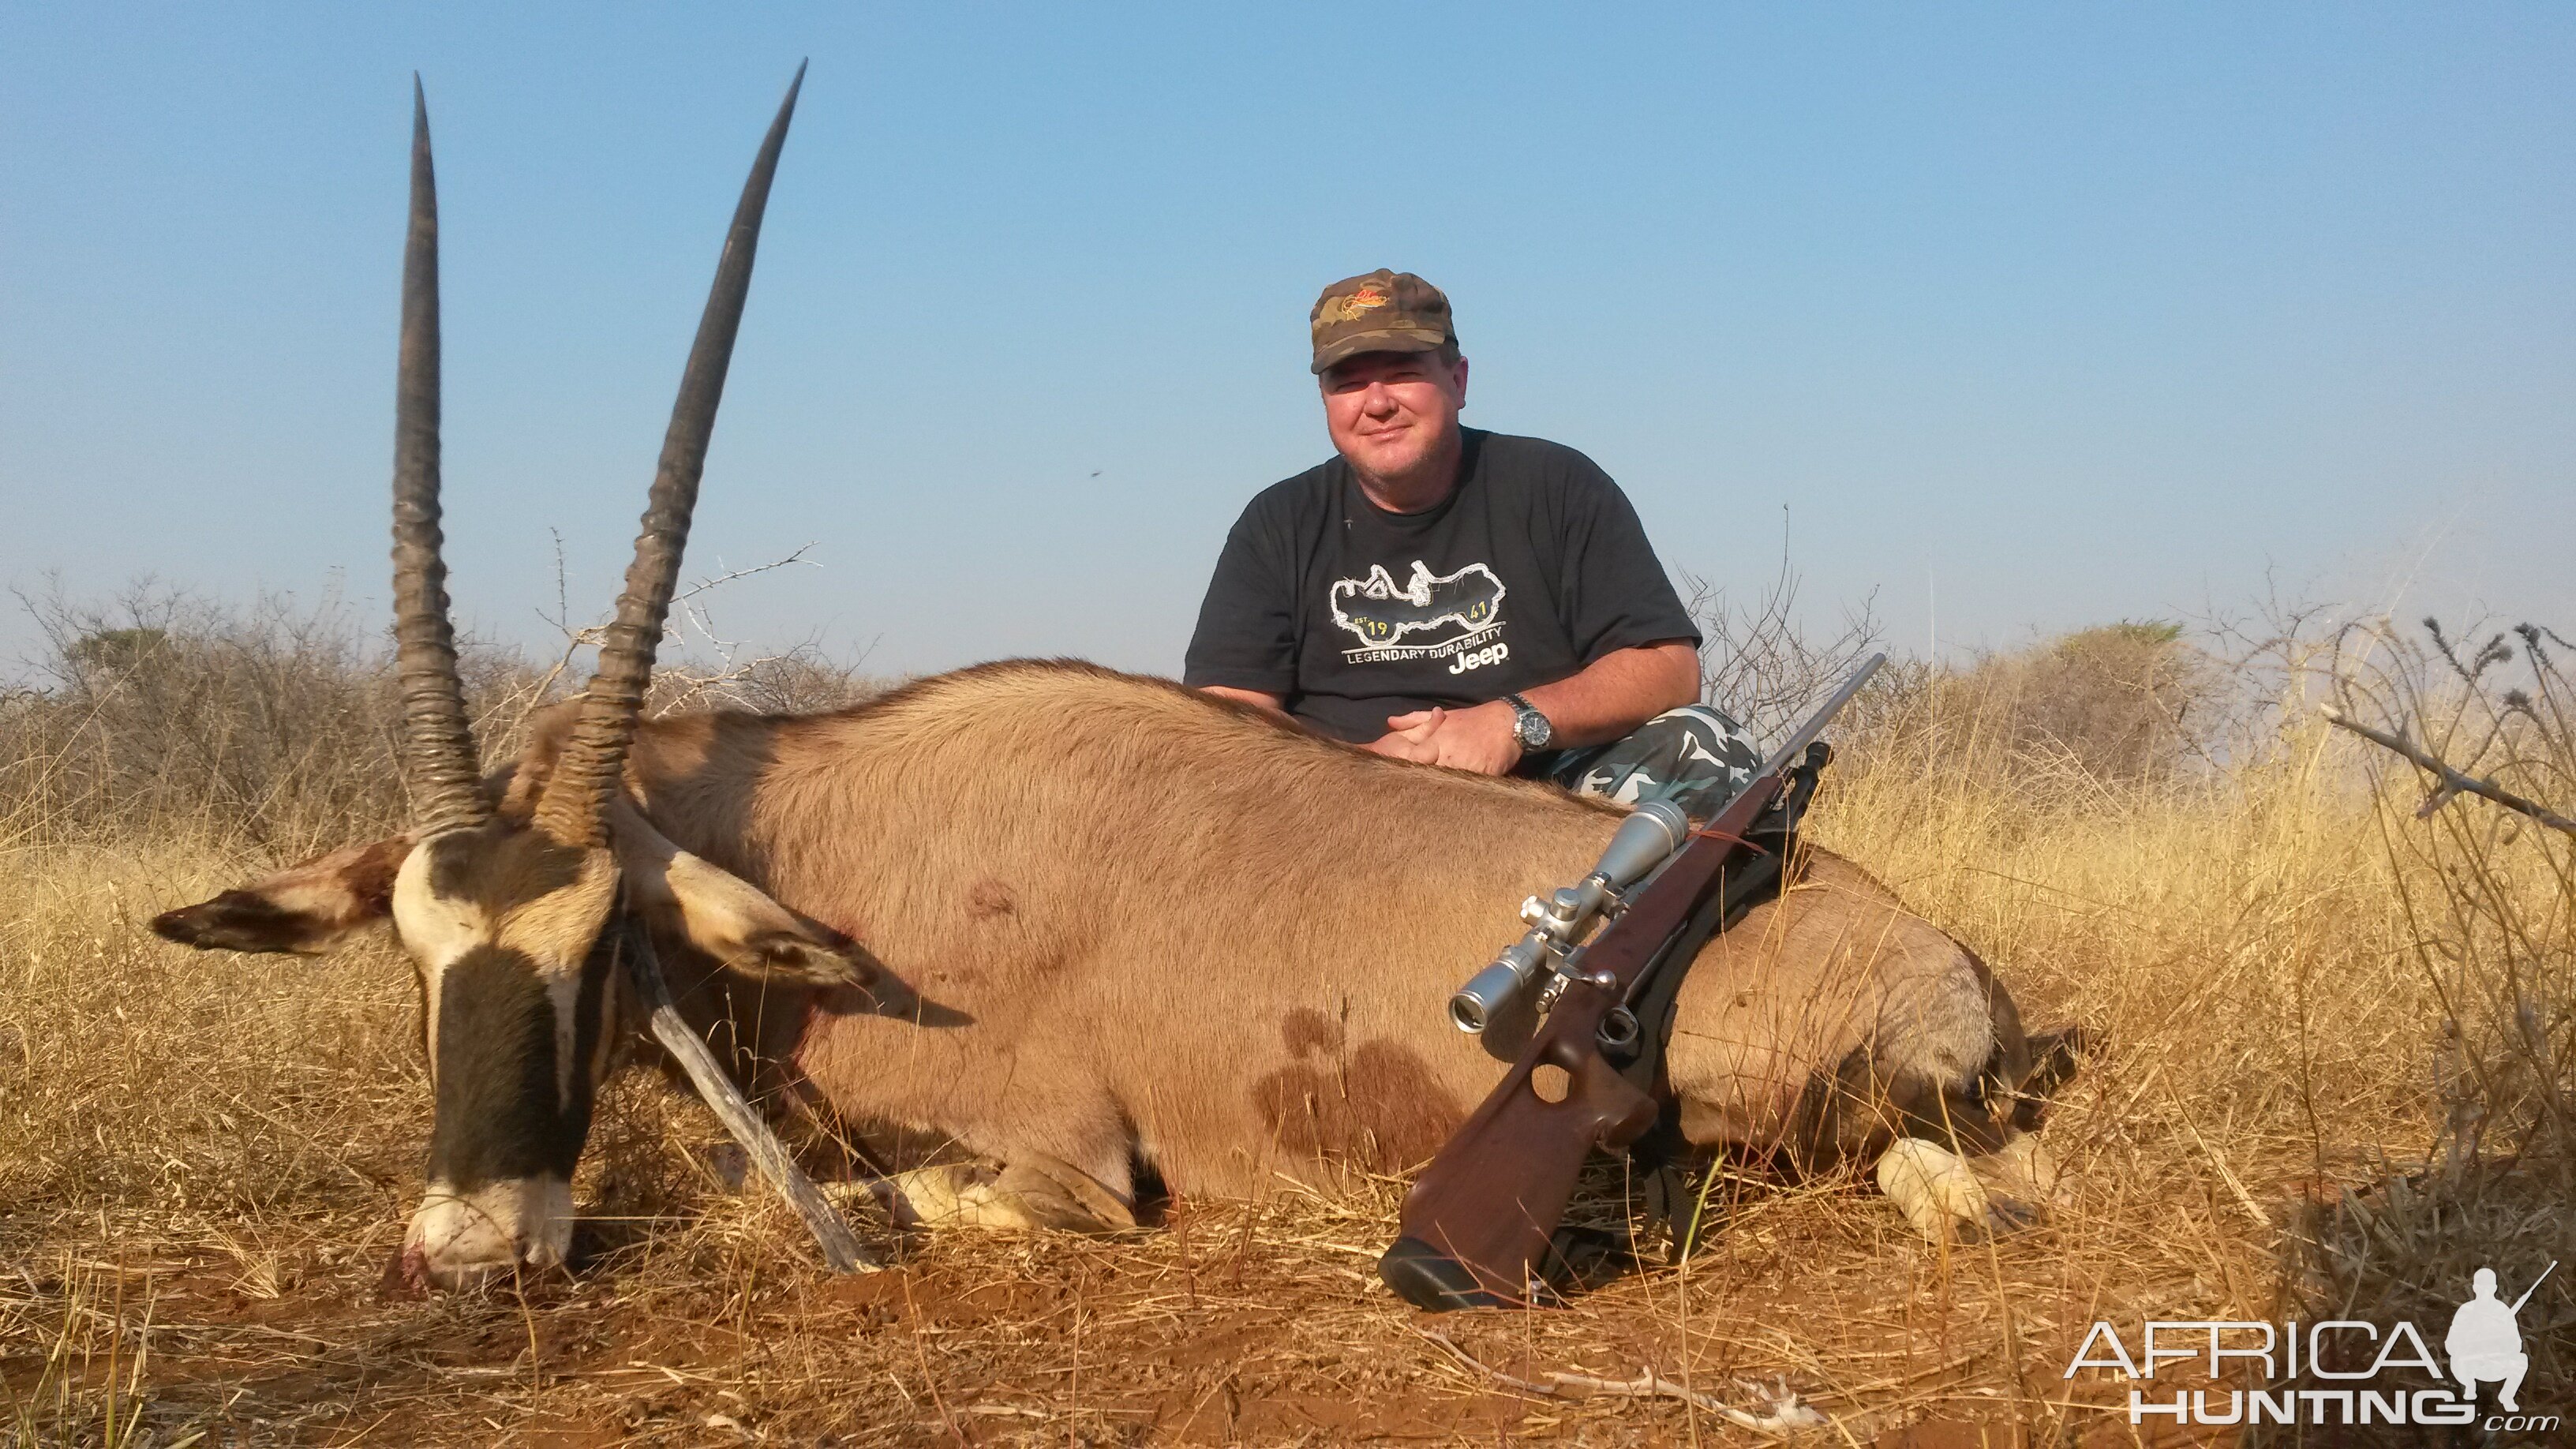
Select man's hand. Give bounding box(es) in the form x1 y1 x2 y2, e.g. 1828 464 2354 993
1358 640 1699 773
1364 700 1522 774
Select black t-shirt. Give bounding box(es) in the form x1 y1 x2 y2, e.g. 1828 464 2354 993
1183 429 1701 743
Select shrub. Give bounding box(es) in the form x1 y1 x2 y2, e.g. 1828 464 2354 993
0 586 882 855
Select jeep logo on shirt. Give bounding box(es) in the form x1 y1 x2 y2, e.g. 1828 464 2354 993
1329 560 1507 662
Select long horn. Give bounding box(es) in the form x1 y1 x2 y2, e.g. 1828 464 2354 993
390 77 491 836
532 63 805 847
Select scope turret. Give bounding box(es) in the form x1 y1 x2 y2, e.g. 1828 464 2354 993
1446 800 1691 1035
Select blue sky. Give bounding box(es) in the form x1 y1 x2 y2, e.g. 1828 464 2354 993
4 4 2570 679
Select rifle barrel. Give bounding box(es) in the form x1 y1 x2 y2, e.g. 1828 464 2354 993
2509 1260 2558 1314
1750 653 1885 782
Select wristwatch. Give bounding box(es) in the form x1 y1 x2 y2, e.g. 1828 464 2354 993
1503 694 1553 751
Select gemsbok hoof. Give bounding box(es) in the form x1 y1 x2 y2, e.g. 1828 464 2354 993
860 1154 1136 1234
1877 1138 2037 1244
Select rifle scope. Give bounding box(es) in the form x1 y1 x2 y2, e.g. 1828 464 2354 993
1448 800 1688 1034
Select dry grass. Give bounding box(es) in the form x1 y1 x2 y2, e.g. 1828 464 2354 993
2 610 2570 1446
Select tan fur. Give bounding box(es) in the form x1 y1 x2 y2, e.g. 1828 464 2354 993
176 659 2056 1240
600 661 2035 1208
860 1155 1140 1232
151 833 419 955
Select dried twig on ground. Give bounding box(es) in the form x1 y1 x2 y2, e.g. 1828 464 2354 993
1419 1329 1826 1437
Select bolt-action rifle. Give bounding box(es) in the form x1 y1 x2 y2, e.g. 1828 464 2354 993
1380 655 1885 1310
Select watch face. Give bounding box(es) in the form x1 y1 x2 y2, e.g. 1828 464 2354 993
1518 711 1550 748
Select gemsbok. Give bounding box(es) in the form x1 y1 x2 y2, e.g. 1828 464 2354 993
152 72 2084 1290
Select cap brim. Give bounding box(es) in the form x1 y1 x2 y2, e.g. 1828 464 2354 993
1311 327 1449 374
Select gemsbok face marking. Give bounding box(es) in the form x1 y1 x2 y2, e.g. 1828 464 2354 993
354 69 803 1289
394 825 622 1286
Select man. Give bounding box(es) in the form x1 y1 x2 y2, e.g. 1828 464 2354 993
1185 268 1759 814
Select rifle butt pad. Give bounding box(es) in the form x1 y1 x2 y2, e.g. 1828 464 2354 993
1377 1235 1520 1311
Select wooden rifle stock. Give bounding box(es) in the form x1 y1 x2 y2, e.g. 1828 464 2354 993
1380 655 1881 1310
1380 773 1786 1309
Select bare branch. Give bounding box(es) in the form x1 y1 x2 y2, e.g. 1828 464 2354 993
672 543 819 606
2321 705 2576 837
1681 544 1882 745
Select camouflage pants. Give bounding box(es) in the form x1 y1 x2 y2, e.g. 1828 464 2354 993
1526 705 1764 819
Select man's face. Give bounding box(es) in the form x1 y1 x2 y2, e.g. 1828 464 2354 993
1320 349 1470 483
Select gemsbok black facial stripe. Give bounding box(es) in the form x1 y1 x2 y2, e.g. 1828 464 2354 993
425 944 593 1192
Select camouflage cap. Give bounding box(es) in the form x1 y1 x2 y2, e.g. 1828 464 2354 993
1309 268 1455 374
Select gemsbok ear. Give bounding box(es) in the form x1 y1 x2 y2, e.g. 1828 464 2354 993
608 799 869 987
150 833 418 955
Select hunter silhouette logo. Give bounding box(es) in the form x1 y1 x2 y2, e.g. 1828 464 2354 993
2448 1263 2551 1411
1330 560 1507 652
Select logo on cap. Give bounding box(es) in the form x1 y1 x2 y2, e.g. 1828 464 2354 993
1319 288 1389 328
